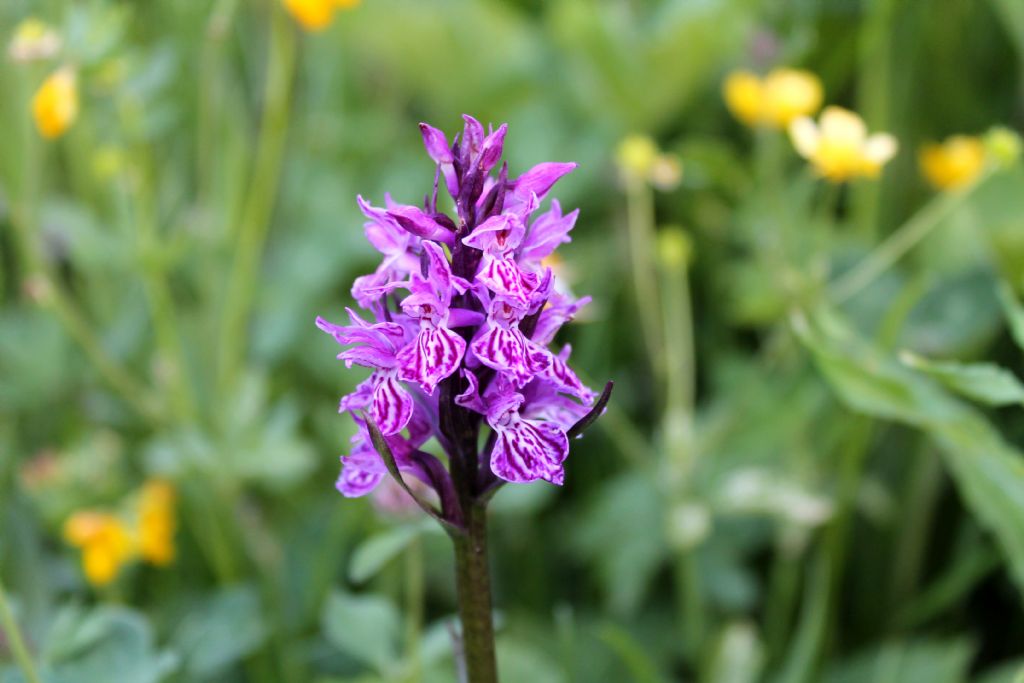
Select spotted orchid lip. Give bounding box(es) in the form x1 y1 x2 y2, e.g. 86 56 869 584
317 116 606 507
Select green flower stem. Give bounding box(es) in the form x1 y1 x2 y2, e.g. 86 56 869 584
452 503 498 683
624 177 664 376
852 0 898 241
658 243 706 665
0 576 43 683
8 202 162 423
216 2 297 397
675 553 705 665
828 174 989 303
129 148 198 424
764 541 802 665
405 535 424 683
889 444 943 606
197 0 241 205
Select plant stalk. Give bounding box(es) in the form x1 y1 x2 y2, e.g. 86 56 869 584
624 176 663 375
452 504 498 683
216 2 297 396
829 175 988 302
0 577 43 683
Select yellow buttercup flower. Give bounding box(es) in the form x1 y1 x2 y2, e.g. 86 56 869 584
723 71 763 126
919 135 986 191
283 0 361 31
32 67 78 139
789 106 898 182
724 68 822 129
8 18 61 63
63 511 135 586
137 480 177 566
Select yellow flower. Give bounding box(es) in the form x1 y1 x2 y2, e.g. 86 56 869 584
63 511 135 586
8 18 61 62
724 68 822 129
723 71 763 126
137 480 177 566
789 106 898 182
32 67 78 139
919 135 986 191
283 0 360 31
762 70 824 128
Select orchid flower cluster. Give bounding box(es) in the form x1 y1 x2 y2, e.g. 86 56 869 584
317 115 610 525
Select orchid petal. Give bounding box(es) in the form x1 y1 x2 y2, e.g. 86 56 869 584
419 122 453 164
512 162 577 203
372 373 414 435
397 326 467 394
490 414 568 485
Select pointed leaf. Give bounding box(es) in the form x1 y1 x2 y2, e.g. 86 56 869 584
795 307 1024 602
365 418 462 535
899 352 1024 407
567 381 614 440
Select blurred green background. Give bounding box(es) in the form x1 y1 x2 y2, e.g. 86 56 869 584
2 0 1024 681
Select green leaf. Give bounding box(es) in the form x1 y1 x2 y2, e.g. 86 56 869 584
34 606 177 683
795 307 1024 599
348 520 434 583
974 659 1024 683
997 281 1024 352
173 585 268 680
0 307 72 413
321 590 400 675
899 352 1024 407
595 623 668 683
823 639 974 683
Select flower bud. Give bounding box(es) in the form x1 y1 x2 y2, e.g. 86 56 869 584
984 126 1022 169
657 227 693 269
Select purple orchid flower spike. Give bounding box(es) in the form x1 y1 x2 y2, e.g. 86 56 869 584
317 115 611 683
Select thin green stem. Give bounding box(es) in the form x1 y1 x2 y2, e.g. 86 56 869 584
889 445 943 610
764 540 802 666
8 204 161 423
658 239 705 667
405 536 424 683
675 552 705 666
624 177 664 375
197 0 241 205
129 146 198 423
452 504 498 683
0 577 43 683
829 176 988 303
852 0 898 241
216 4 297 396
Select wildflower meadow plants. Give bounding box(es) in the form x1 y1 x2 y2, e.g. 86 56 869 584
4 2 1024 682
317 115 611 681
